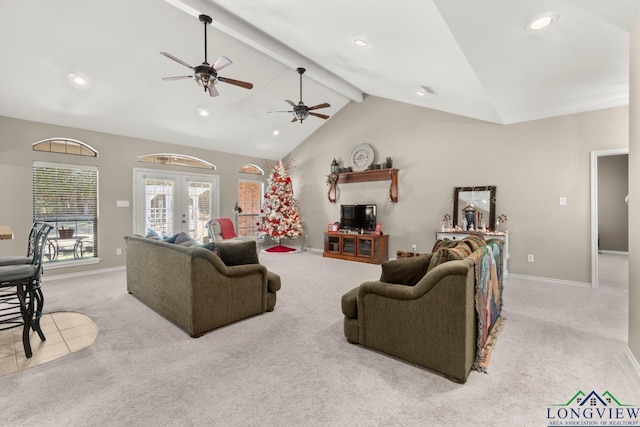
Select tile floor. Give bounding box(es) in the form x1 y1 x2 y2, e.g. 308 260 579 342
0 312 97 376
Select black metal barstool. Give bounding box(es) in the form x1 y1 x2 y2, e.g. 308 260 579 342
0 221 44 266
0 223 52 358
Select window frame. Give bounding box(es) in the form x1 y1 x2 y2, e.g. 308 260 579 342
32 161 99 267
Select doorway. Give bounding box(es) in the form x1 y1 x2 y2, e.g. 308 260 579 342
590 148 629 288
133 169 220 241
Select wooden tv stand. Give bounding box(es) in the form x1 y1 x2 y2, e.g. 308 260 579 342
323 232 389 264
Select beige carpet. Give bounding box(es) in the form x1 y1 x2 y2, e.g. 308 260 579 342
0 252 637 426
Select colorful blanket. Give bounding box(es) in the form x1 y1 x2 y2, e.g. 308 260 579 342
468 239 504 372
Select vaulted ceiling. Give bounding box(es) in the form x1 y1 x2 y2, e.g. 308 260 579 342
1 0 638 159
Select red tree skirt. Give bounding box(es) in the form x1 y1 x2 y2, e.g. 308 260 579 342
264 244 297 253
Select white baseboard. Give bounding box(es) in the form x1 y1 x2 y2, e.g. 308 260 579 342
508 273 591 288
44 265 126 281
627 347 640 379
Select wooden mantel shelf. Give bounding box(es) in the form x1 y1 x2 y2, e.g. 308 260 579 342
328 168 399 203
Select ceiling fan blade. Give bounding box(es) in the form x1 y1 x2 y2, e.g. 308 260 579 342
160 52 194 69
291 117 298 123
309 102 331 111
285 100 297 107
218 77 254 89
212 56 232 71
309 112 330 120
208 85 220 97
162 75 193 81
268 110 293 113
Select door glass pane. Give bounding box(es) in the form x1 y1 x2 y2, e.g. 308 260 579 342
327 235 340 252
187 181 211 241
145 179 174 237
237 181 262 237
343 236 356 255
358 238 372 257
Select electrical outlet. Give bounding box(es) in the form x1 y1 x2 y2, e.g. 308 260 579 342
116 248 122 256
412 244 417 252
527 254 534 262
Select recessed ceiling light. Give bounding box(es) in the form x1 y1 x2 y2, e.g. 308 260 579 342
354 39 368 48
528 13 558 31
273 130 280 136
197 107 209 117
67 73 88 87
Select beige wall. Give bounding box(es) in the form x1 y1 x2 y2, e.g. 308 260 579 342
286 95 628 284
598 155 629 251
0 99 629 284
0 115 270 276
629 16 640 368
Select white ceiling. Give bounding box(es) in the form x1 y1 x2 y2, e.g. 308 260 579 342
1 0 639 159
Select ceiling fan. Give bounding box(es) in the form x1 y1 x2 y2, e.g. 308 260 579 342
270 68 330 123
160 14 253 97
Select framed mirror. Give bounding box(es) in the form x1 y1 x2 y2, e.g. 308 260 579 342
453 186 497 231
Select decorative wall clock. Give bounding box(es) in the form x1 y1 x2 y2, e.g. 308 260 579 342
349 143 374 171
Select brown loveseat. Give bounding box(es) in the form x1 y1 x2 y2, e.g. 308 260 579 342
341 236 503 383
124 234 280 337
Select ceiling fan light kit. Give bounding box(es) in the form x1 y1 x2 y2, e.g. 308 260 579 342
160 14 254 97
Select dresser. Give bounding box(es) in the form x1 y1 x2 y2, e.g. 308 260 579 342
435 231 509 277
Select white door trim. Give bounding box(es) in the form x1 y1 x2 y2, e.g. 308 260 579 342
590 148 628 288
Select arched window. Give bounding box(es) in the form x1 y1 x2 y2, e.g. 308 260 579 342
138 153 215 170
239 164 264 175
33 138 98 157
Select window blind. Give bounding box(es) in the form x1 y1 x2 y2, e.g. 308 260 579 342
33 161 98 261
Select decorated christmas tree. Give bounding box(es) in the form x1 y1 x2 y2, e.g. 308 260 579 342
257 159 303 247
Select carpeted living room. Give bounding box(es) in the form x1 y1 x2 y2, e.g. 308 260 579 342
0 252 637 425
2 1 640 426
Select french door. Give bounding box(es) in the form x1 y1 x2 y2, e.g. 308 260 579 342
134 169 219 241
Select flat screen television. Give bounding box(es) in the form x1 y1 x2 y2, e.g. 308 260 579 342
340 204 377 232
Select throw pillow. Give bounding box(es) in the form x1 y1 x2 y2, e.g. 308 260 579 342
145 229 162 240
458 233 486 252
431 238 458 252
380 255 431 286
217 241 259 266
174 232 194 245
164 233 180 244
201 242 220 255
427 245 472 272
